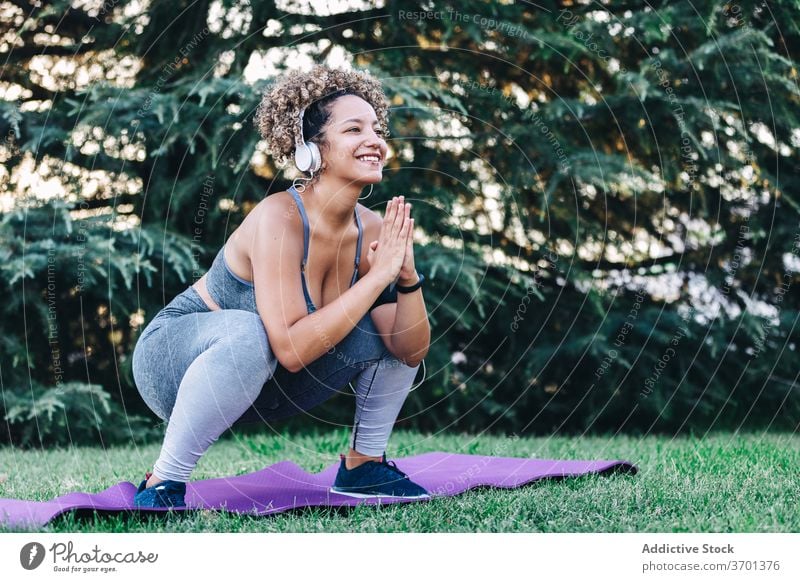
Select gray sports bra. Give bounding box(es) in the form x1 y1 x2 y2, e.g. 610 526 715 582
203 185 397 314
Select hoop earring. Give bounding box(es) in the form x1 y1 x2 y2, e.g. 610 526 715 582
358 183 373 200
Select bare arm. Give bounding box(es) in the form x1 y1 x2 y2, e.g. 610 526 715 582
386 271 430 366
360 201 431 366
281 273 389 372
251 195 409 373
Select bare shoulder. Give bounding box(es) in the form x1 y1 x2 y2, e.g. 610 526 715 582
229 191 301 263
242 192 301 238
251 191 297 226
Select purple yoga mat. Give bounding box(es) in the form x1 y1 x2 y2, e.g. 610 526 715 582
0 451 637 529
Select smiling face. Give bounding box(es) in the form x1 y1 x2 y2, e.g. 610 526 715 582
315 94 388 185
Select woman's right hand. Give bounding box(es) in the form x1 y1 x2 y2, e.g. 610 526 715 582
366 196 412 286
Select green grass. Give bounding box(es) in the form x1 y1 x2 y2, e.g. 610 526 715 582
1 429 797 532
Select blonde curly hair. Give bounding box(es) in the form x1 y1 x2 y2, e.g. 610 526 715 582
253 64 391 170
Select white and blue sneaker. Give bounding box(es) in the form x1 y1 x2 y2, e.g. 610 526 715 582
330 453 430 499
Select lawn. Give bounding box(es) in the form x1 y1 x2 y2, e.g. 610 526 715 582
0 429 797 533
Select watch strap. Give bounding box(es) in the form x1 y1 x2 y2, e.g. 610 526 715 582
396 273 425 293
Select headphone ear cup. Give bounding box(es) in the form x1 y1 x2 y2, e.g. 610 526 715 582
294 142 321 173
294 143 311 172
307 141 321 173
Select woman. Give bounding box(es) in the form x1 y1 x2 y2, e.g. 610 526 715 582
131 64 431 508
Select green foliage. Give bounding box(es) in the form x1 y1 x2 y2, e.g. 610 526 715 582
3 381 162 449
0 198 196 446
1 0 799 445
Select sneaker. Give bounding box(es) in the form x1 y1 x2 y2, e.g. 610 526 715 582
133 472 187 509
330 453 430 499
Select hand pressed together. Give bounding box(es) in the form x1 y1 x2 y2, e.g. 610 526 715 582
365 195 417 286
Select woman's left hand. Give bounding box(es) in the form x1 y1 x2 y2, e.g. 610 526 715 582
397 201 417 284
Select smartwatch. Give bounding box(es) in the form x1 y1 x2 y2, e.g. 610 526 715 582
396 272 425 294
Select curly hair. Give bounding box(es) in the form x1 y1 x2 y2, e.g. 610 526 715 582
253 64 391 171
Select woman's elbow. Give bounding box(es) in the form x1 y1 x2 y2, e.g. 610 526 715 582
402 346 429 368
282 359 303 374
274 345 303 373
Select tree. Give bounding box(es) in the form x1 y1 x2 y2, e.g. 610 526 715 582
1 0 798 447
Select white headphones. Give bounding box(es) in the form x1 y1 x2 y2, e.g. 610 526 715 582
294 106 321 174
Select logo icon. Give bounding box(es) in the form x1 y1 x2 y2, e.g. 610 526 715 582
20 542 46 570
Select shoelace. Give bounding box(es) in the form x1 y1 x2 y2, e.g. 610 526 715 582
379 458 410 480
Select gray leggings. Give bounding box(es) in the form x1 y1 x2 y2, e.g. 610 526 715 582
131 286 420 482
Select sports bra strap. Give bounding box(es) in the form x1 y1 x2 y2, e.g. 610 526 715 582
288 185 311 271
288 185 363 285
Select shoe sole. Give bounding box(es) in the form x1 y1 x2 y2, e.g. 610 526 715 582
329 486 430 499
133 504 189 510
